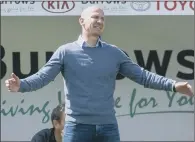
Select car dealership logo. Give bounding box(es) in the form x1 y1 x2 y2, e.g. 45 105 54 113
42 1 75 13
130 1 151 11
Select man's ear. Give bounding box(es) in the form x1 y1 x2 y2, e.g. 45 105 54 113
79 17 84 26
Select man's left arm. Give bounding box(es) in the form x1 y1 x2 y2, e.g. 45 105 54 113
118 49 176 92
117 48 193 96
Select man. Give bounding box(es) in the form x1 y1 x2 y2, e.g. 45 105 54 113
31 103 65 142
5 6 193 142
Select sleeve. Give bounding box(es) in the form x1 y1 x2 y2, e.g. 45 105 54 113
18 46 65 93
117 48 176 91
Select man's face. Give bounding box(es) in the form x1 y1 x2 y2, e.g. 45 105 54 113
80 8 105 36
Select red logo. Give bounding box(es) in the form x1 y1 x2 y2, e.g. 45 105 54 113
157 1 194 11
42 1 75 13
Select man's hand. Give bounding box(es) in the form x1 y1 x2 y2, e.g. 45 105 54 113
175 82 193 96
5 73 20 92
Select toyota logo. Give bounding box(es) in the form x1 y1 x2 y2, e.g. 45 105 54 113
130 1 151 11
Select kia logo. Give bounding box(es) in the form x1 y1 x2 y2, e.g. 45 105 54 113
42 1 75 13
130 1 151 11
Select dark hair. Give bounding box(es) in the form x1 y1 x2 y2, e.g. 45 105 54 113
51 103 65 123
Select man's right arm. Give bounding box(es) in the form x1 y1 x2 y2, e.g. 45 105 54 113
19 46 66 93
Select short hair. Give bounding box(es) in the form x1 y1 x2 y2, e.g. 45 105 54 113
51 102 65 123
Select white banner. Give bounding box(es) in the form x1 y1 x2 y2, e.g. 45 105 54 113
1 16 194 141
1 1 194 16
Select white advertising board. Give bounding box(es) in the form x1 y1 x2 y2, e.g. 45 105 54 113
1 1 194 16
1 16 194 141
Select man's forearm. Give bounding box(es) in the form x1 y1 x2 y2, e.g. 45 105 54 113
18 46 65 93
18 72 53 93
142 70 176 91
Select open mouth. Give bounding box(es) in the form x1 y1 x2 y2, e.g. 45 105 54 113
93 25 102 30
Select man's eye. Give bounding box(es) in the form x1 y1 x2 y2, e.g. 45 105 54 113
93 16 98 19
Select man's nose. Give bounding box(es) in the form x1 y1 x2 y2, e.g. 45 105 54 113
97 18 104 23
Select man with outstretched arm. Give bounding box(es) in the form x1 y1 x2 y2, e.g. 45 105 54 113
5 5 193 142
